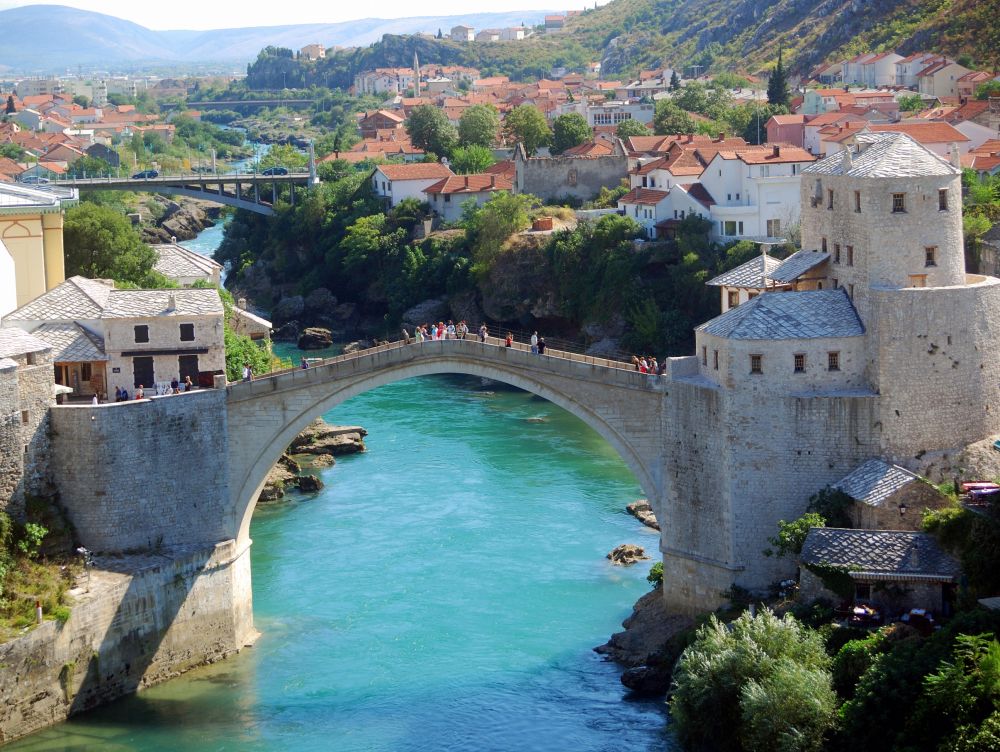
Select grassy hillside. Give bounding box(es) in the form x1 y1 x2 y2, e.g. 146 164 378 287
249 0 996 90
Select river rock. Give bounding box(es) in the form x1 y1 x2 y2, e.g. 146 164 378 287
607 543 649 566
298 475 324 493
305 287 338 315
595 589 695 668
272 295 305 326
289 418 367 456
586 338 623 358
309 454 336 468
403 298 450 327
260 452 299 501
298 327 333 350
626 499 660 531
272 321 300 341
447 290 483 327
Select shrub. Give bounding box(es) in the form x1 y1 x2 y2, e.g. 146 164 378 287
647 560 663 589
764 512 825 558
16 522 47 559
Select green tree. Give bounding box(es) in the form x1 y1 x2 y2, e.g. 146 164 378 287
764 512 826 558
63 203 171 288
616 118 650 139
406 104 459 158
4 95 15 114
673 82 709 114
898 93 924 112
467 191 536 275
653 101 695 135
66 155 112 178
0 142 24 160
259 143 308 171
768 48 791 108
669 70 681 91
670 609 836 752
72 94 90 107
458 103 501 147
977 81 1000 100
550 112 592 154
503 104 552 155
450 144 495 174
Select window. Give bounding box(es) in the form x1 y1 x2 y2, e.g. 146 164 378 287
713 350 719 370
727 193 732 201
854 190 861 213
134 325 149 343
828 351 840 371
80 363 92 382
892 193 906 213
723 220 737 236
21 410 29 425
179 323 195 341
444 194 451 203
748 291 759 299
750 354 763 374
738 221 744 235
727 290 739 308
827 188 834 209
26 352 37 365
821 237 827 253
848 283 854 299
938 189 948 211
766 218 781 236
702 346 707 366
736 192 740 201
832 278 838 289
846 245 854 266
909 274 927 288
925 246 937 267
794 353 805 373
834 243 841 263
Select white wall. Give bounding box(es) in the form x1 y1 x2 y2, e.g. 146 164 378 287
0 240 16 319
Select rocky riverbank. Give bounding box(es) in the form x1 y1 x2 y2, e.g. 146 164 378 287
260 419 367 501
137 196 223 244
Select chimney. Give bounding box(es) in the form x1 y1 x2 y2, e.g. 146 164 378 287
490 174 496 187
772 145 780 158
167 293 176 311
687 133 694 143
718 132 725 141
170 235 177 244
950 143 961 168
841 147 853 171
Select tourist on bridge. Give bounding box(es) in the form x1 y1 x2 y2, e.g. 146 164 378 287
242 363 252 382
115 386 122 402
301 357 310 369
184 376 194 391
446 321 456 339
135 384 145 399
505 332 513 348
171 377 180 394
530 331 538 354
402 327 411 344
479 324 488 342
457 321 469 339
537 337 546 355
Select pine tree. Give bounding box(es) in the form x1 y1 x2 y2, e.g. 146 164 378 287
5 95 15 114
436 28 443 39
669 70 681 91
767 48 790 108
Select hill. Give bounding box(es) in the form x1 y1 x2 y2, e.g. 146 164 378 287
0 5 555 72
252 0 996 89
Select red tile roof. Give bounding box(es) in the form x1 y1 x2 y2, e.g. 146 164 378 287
423 173 512 194
869 121 970 143
680 183 716 208
375 163 454 181
618 187 669 205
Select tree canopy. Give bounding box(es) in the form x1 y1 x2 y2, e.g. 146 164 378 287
504 104 552 155
63 203 171 288
450 144 495 174
406 104 459 158
653 101 696 135
458 104 501 148
616 118 650 139
767 48 791 108
551 112 592 155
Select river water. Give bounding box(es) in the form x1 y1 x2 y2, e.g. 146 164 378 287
7 232 677 752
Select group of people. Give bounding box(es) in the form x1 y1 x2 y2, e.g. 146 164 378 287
406 320 471 343
109 375 194 403
113 384 139 402
632 355 666 375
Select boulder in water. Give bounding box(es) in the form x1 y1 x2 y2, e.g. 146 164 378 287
626 499 660 531
298 475 324 493
607 543 649 566
298 327 333 350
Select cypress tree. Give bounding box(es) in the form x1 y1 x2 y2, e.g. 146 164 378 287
669 70 681 91
767 48 790 107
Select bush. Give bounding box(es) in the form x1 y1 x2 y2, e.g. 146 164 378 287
764 512 825 558
670 609 836 752
647 560 663 589
16 522 47 559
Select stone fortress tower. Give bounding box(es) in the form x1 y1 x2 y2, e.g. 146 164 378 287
660 132 1000 609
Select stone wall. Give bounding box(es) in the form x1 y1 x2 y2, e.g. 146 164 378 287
514 143 627 202
49 389 232 553
0 362 21 517
0 541 255 745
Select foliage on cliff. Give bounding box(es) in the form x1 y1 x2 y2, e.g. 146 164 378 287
244 0 996 89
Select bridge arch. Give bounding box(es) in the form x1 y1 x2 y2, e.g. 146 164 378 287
226 343 665 549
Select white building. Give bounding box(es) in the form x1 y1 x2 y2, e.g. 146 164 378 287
586 101 655 128
371 163 454 208
423 173 513 222
895 52 940 88
617 188 671 238
450 25 474 42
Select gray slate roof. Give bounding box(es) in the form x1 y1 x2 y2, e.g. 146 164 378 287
0 327 51 358
801 528 961 580
707 254 782 287
152 243 222 280
30 322 107 362
803 132 958 178
3 276 113 323
834 459 920 507
771 250 830 283
102 289 223 318
697 289 864 340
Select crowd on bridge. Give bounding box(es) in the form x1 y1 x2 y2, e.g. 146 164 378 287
632 355 666 375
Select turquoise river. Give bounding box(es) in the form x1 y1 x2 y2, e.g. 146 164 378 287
9 364 679 750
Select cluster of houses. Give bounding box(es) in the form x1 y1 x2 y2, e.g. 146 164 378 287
810 51 994 99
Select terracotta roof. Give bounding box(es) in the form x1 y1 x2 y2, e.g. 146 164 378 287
971 139 1000 155
725 146 816 165
869 121 969 144
562 140 613 157
424 173 512 194
375 163 454 181
484 160 515 180
768 114 807 125
680 183 716 208
805 112 866 128
618 187 669 205
947 100 990 123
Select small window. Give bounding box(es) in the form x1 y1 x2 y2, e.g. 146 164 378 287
766 218 781 236
832 278 838 289
846 245 854 266
750 354 763 374
444 194 451 203
892 193 906 213
828 351 840 371
26 352 37 365
702 346 707 366
821 237 827 253
727 290 739 308
834 243 841 264
848 283 854 299
80 363 92 381
713 350 719 370
794 353 805 373
21 410 29 425
925 246 937 267
179 323 195 341
827 189 834 209
854 190 861 213
134 325 149 343
938 189 948 211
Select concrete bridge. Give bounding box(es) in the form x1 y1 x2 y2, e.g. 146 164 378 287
51 171 315 214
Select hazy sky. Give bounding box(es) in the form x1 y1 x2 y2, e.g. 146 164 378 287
0 1 597 29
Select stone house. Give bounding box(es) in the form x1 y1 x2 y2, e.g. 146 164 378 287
422 173 513 222
0 328 54 519
152 243 223 287
371 163 454 209
917 60 972 99
450 25 474 42
513 139 628 203
706 249 831 312
357 109 405 139
832 458 951 531
799 528 960 615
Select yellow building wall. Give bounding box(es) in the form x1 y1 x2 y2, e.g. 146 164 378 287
0 211 66 307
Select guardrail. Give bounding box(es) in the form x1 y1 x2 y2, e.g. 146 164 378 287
50 171 311 184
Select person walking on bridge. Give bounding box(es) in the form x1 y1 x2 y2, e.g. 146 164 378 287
537 337 546 355
530 331 538 354
479 324 488 342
